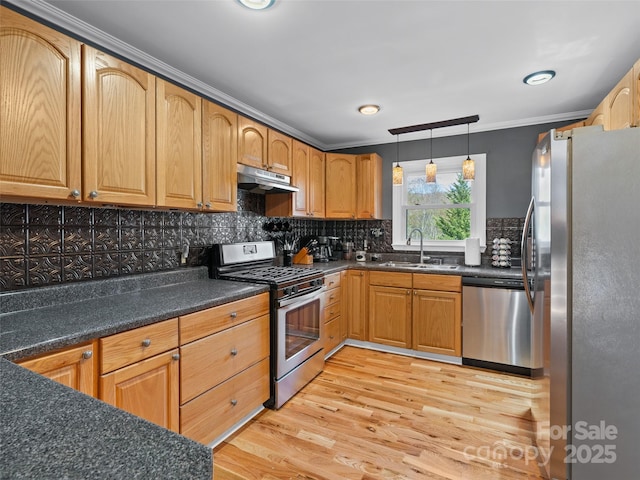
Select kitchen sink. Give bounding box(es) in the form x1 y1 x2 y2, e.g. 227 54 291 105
377 262 459 271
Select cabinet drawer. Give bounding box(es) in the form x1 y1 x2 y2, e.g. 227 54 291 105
369 270 412 288
412 273 462 292
324 287 341 307
323 301 341 323
180 314 269 404
100 318 178 374
324 317 341 353
179 292 269 345
324 272 341 290
180 357 269 445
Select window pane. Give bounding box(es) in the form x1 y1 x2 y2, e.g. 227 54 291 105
406 207 471 240
406 172 471 206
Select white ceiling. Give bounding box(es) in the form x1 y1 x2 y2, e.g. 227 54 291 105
12 0 640 150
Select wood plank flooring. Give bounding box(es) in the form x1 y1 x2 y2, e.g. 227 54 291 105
213 346 548 479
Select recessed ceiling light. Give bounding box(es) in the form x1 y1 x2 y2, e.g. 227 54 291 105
523 70 556 86
358 104 380 115
237 0 275 10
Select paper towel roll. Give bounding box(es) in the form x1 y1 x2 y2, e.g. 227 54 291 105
465 237 481 266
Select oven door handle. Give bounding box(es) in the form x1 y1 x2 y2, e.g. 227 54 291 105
278 286 326 309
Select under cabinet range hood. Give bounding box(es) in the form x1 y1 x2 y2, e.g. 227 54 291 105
237 164 299 194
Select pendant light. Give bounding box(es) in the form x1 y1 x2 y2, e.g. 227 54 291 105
392 135 403 185
426 129 437 183
462 122 475 181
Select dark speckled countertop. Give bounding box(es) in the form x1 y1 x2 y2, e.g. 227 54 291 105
0 266 270 480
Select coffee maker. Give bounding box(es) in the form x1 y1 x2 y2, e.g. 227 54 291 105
317 236 340 261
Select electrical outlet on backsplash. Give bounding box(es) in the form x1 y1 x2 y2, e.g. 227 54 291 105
0 196 521 291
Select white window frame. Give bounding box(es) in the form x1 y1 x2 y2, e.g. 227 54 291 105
392 153 486 253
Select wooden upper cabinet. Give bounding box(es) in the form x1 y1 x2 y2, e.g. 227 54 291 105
292 140 311 216
17 341 97 397
82 45 156 206
325 153 357 219
356 153 383 219
156 79 202 209
202 100 238 212
309 147 326 217
634 59 640 127
267 129 292 176
607 68 634 130
585 100 607 128
238 116 267 169
0 6 82 202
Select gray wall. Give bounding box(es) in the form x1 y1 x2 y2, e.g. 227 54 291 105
336 120 581 219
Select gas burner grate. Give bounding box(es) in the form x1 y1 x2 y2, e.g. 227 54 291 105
228 266 324 284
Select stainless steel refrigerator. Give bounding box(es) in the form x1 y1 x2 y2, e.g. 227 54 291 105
525 126 640 480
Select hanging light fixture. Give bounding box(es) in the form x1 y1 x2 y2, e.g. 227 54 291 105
426 129 437 183
393 135 403 185
462 122 475 181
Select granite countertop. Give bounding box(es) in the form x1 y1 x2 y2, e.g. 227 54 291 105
0 267 269 361
0 358 212 479
298 259 524 280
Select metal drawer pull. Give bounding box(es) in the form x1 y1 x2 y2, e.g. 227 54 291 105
230 399 238 406
230 348 238 356
230 312 237 318
141 339 151 347
82 350 93 360
172 353 180 361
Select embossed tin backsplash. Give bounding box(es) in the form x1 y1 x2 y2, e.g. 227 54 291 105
1 192 520 291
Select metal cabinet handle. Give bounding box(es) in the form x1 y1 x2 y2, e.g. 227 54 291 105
70 189 81 198
230 399 238 406
196 202 203 208
230 348 238 356
89 190 98 199
172 353 180 361
329 335 334 340
230 312 237 319
205 202 211 209
141 339 151 347
82 350 93 360
407 290 411 295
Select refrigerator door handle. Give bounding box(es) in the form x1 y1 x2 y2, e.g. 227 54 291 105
521 196 535 313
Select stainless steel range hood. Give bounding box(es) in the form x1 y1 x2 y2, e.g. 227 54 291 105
237 164 299 194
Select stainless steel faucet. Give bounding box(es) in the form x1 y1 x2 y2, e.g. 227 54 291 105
406 228 429 263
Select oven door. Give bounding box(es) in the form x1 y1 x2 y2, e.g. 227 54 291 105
276 286 326 379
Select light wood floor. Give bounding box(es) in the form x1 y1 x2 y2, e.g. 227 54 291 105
213 346 548 480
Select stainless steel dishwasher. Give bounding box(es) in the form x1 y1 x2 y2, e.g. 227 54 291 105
462 276 541 376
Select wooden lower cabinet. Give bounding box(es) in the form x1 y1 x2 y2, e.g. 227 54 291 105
100 349 180 432
322 272 342 355
369 285 412 349
343 270 369 340
178 293 270 445
412 289 462 356
180 358 269 444
17 341 97 397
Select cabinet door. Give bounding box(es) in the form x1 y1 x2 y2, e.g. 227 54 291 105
356 153 382 219
202 100 238 212
325 154 357 219
340 271 349 341
412 289 461 356
17 341 97 397
156 79 202 209
369 285 412 348
344 270 369 340
100 349 180 432
292 140 310 216
607 68 634 130
309 147 326 218
83 45 156 206
238 116 267 169
634 59 640 127
585 100 607 129
267 129 292 176
0 7 82 201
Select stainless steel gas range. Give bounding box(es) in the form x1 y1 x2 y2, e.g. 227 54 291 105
210 241 326 409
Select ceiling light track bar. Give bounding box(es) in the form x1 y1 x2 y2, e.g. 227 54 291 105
388 114 479 135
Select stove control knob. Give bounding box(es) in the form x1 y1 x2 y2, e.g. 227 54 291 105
291 285 299 294
283 287 292 296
